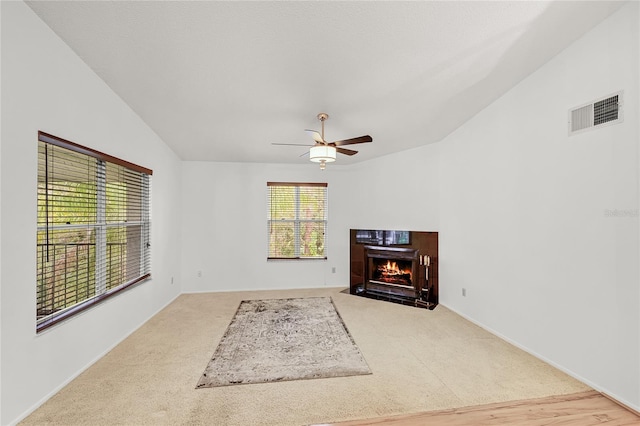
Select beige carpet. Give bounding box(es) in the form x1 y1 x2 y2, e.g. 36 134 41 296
21 287 590 425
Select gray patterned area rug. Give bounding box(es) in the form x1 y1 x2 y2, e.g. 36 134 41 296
196 297 371 388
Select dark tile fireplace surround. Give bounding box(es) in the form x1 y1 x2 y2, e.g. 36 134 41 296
350 229 438 309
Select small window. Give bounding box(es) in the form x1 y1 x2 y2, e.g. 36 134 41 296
267 182 327 259
36 132 152 332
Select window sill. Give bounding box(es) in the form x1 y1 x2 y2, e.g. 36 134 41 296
267 257 327 261
36 274 151 334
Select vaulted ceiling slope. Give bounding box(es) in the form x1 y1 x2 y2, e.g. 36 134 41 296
27 1 625 164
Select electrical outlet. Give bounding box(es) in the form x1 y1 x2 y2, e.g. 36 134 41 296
197 270 202 278
332 267 336 273
462 288 466 297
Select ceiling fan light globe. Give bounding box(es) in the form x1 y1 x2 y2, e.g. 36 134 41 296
309 145 336 163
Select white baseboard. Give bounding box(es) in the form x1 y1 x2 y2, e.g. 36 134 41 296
440 302 640 413
10 293 181 426
181 285 347 294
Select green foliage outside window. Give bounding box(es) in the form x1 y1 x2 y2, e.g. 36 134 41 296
37 180 141 317
267 183 327 259
36 134 151 331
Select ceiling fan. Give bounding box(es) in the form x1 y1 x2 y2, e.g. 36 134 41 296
273 113 372 169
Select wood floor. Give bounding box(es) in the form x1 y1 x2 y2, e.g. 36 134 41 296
315 391 640 426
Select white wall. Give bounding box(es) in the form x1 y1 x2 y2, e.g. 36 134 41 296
339 143 440 232
180 162 353 292
179 143 440 293
0 2 183 424
2 0 638 423
637 0 640 405
0 3 4 423
438 2 639 408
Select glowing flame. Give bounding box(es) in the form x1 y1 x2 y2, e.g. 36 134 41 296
380 260 410 278
385 260 400 274
372 257 413 286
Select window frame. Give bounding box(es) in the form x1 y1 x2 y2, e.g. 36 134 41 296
267 181 328 260
36 131 152 333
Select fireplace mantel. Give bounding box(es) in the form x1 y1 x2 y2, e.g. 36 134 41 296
350 230 438 309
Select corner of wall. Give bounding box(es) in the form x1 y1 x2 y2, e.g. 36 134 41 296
1 2 6 423
636 0 640 407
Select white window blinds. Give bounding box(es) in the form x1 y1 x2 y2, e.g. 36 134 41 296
36 131 152 332
267 182 327 259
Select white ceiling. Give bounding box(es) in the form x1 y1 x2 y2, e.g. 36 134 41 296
26 1 625 165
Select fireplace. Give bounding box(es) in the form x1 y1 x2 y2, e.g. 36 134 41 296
364 246 421 301
350 229 438 309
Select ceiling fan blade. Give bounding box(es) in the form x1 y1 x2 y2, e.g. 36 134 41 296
336 147 358 156
305 129 325 144
331 135 372 146
299 151 310 157
272 143 312 147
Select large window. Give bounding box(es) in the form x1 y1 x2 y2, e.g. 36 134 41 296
267 182 327 259
36 132 152 332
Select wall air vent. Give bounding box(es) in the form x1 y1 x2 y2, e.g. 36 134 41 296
569 91 623 136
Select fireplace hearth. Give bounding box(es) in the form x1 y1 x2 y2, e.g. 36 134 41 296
350 229 438 309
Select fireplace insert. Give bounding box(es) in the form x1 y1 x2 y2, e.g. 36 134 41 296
364 246 421 301
371 258 413 286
